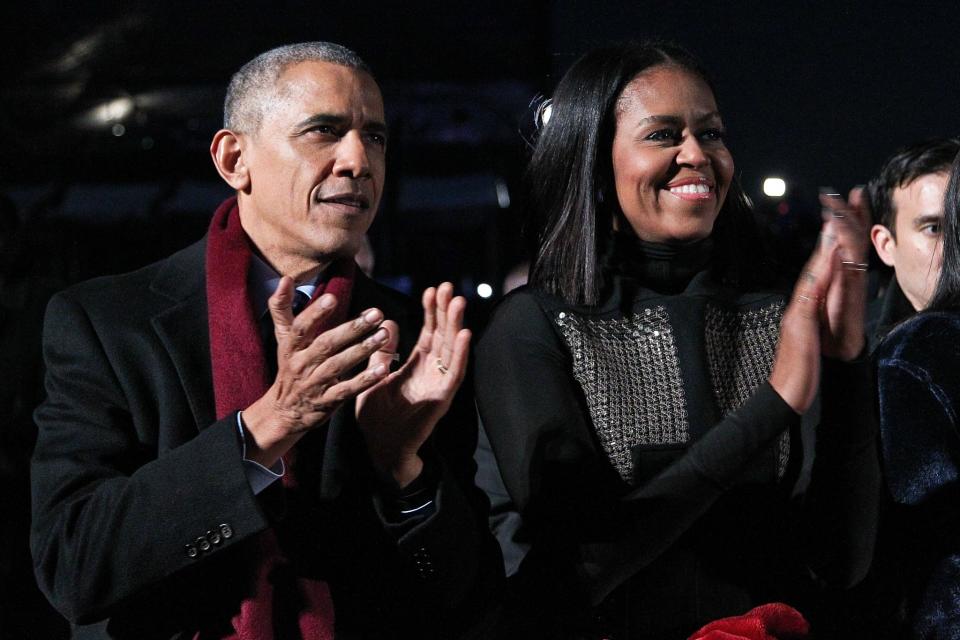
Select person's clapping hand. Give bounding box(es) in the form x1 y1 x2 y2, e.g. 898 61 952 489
242 276 391 468
356 282 471 487
817 187 871 361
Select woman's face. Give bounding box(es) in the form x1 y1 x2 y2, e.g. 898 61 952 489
611 65 734 243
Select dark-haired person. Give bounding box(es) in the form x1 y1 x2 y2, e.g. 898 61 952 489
867 138 960 349
474 42 879 638
30 42 500 639
869 154 960 637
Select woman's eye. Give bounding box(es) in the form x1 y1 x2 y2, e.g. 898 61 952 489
699 128 727 142
645 129 679 143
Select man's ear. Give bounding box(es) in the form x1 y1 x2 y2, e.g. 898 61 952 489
871 223 897 268
210 129 250 191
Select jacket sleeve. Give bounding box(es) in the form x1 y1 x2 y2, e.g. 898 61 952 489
30 290 270 624
801 355 880 588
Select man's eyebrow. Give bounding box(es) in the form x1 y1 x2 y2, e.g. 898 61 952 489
913 213 944 227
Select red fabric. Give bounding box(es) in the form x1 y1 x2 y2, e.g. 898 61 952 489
204 196 355 640
687 603 810 640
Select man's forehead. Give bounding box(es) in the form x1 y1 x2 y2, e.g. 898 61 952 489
273 60 383 115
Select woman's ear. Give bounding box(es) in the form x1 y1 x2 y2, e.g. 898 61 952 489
209 129 250 191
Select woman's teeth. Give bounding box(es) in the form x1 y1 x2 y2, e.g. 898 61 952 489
669 183 711 195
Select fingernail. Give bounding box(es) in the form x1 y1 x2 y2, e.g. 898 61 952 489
363 309 381 323
371 363 387 376
371 327 388 343
319 294 336 309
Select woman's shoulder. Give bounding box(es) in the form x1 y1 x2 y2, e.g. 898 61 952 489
480 285 571 341
877 310 960 367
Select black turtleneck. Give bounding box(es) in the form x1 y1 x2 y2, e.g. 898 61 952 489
606 233 715 295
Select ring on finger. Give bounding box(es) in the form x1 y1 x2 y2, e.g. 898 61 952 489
797 293 823 304
841 261 869 272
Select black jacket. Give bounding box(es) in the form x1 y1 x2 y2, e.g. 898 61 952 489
31 238 500 639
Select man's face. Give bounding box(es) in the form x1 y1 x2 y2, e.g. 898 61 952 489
871 171 948 310
236 60 386 277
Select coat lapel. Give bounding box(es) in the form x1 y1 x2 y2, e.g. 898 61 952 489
148 239 216 432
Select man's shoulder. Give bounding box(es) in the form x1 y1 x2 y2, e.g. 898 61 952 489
877 310 960 368
54 239 206 312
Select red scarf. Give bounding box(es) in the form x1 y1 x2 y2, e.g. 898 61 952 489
204 197 355 640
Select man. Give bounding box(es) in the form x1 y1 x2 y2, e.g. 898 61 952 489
31 42 499 638
866 138 960 348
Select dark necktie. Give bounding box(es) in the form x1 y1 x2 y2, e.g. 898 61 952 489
291 289 311 317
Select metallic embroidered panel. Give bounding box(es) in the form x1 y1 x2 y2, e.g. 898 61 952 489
704 301 789 475
555 306 688 483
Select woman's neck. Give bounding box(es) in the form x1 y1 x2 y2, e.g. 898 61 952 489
609 233 714 294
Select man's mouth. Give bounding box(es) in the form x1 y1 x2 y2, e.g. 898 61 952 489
316 192 371 210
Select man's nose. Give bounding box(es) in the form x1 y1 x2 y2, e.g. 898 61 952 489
333 131 371 179
676 136 708 168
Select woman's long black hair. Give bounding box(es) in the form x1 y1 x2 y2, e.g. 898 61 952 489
525 41 767 306
927 154 960 311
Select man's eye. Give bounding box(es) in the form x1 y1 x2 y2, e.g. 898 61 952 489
921 223 942 235
366 133 387 147
308 125 337 136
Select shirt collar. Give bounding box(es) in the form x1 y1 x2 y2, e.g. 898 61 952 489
248 253 319 317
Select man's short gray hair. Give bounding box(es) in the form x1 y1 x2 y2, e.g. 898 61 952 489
224 41 373 134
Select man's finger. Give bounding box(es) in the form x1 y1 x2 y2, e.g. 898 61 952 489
366 319 401 373
418 287 437 352
444 328 472 387
307 363 391 419
292 307 383 369
306 324 392 385
434 283 452 353
267 276 296 336
442 295 466 367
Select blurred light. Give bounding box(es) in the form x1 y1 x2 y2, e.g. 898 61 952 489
111 123 126 137
477 283 493 299
763 177 787 197
495 178 511 209
141 136 154 150
96 97 134 123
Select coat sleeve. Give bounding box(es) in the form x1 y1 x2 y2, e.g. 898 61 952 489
30 290 270 624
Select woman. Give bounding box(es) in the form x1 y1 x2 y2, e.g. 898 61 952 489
872 154 960 637
475 42 879 638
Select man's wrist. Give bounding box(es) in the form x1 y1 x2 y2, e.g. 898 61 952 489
371 453 424 490
239 401 302 468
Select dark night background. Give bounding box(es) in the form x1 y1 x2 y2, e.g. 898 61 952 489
1 1 959 637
